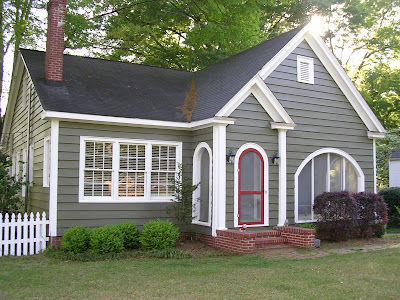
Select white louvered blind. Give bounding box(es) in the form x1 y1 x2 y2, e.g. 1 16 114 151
84 141 113 197
118 144 146 197
151 145 177 197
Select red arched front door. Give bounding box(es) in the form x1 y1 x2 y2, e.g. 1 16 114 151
238 148 264 225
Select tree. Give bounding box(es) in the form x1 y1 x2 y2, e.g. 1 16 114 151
360 64 400 130
0 149 24 214
376 129 400 189
0 0 45 116
77 0 339 70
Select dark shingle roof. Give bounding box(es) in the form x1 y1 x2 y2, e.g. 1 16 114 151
391 149 400 159
21 25 305 123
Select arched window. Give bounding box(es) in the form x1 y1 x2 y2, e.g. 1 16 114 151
193 143 212 226
295 148 364 222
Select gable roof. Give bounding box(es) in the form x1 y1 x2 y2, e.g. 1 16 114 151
19 25 304 124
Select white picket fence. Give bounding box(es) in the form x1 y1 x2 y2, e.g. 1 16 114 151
1 212 49 257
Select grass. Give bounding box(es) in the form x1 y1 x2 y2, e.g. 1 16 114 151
387 226 400 234
1 247 399 299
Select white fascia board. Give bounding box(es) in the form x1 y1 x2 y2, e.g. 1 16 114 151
271 122 296 131
368 131 386 139
216 74 294 124
1 53 25 144
305 32 386 133
259 24 312 79
41 111 235 131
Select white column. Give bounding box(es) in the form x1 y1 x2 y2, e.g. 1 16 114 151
278 129 287 226
212 124 227 236
372 138 377 193
49 120 59 237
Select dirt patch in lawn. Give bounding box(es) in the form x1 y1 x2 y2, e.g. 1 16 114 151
175 234 400 260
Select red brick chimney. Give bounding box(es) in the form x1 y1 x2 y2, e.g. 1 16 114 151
45 0 67 81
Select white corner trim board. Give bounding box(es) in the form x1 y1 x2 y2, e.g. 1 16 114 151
49 120 59 237
233 143 269 228
41 111 235 131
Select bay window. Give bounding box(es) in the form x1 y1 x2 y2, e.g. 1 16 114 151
79 137 181 202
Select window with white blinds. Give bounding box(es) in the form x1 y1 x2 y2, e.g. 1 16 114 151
297 55 314 84
79 137 181 202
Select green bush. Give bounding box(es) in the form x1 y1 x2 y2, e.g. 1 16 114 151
114 222 140 249
140 219 179 250
90 225 124 254
379 187 400 227
61 226 92 253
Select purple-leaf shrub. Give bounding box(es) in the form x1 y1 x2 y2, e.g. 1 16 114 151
313 191 358 241
353 192 388 237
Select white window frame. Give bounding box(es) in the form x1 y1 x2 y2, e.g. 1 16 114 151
297 55 314 84
234 143 269 228
21 149 27 197
192 142 212 226
294 148 365 223
43 136 51 187
79 136 182 203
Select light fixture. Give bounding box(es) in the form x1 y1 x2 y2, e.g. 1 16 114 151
226 149 235 163
272 152 280 165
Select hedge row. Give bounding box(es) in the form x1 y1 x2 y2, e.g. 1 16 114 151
313 191 388 241
61 220 179 254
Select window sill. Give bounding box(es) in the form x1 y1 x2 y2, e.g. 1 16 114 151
192 220 211 227
79 199 174 204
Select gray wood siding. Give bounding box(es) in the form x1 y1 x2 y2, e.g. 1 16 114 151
5 69 50 214
57 121 193 235
226 95 279 228
265 41 374 223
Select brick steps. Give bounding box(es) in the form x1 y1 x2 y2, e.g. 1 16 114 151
255 237 288 248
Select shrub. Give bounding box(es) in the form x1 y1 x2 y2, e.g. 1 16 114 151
90 225 124 254
379 187 400 227
353 192 388 237
313 191 358 241
114 222 140 249
140 219 179 250
61 226 92 253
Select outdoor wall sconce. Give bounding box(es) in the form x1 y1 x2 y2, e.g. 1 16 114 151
226 149 235 163
272 152 280 165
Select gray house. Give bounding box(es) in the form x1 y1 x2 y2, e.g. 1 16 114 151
1 0 386 247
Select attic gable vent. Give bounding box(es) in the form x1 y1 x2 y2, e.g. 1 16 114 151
297 56 314 84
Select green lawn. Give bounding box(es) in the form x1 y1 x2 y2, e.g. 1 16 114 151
1 248 399 299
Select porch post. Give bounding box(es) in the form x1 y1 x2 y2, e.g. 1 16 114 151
271 123 295 226
212 123 227 236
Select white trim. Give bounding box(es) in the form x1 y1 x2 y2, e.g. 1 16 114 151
192 142 212 227
41 111 235 131
368 131 386 139
216 74 294 124
233 143 269 228
49 120 59 237
297 55 314 84
259 24 312 79
304 32 385 133
277 129 287 226
372 139 377 193
294 148 365 223
78 136 182 203
271 122 296 130
212 124 227 236
43 136 51 187
28 143 34 183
